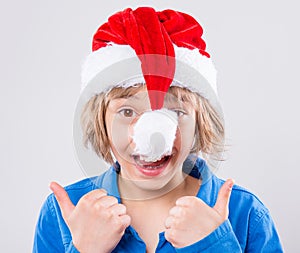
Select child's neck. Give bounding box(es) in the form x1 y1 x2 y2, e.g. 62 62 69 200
118 170 201 204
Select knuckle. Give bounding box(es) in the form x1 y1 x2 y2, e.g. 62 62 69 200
190 198 205 210
178 207 186 217
172 218 180 228
113 217 122 227
97 196 117 208
169 206 176 215
172 241 183 248
83 189 107 201
81 194 92 203
114 218 126 232
104 196 118 205
92 188 106 195
107 207 116 217
189 197 199 207
120 215 130 228
96 199 106 208
118 203 127 212
101 210 113 220
166 228 176 240
109 196 119 203
77 197 90 210
179 196 197 207
165 229 181 247
93 203 113 220
93 202 104 214
98 188 107 194
94 201 103 211
164 229 172 242
165 218 170 228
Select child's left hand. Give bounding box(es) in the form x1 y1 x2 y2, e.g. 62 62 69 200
164 179 234 248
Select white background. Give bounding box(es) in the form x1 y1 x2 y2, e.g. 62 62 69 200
1 0 299 252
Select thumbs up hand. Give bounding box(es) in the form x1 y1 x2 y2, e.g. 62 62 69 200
164 179 234 248
50 182 131 253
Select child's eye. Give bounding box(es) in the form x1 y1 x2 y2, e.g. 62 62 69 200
172 109 186 117
118 108 137 118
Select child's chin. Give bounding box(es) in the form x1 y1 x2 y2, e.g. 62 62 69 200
132 163 178 191
131 176 174 193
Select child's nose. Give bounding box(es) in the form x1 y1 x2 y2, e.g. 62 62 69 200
131 109 178 161
149 132 166 157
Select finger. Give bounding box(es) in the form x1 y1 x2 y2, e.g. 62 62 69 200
108 203 127 216
119 214 131 228
164 216 174 229
95 195 118 208
82 188 108 203
168 205 183 217
176 195 203 207
213 179 234 218
164 228 176 246
175 196 192 206
50 182 75 219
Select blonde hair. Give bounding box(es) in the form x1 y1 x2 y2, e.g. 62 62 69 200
81 84 225 165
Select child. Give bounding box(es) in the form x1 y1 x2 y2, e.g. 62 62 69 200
33 7 283 253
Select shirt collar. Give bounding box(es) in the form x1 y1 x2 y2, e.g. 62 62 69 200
96 157 215 206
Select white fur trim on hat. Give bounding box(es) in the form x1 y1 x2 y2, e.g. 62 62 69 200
82 43 216 92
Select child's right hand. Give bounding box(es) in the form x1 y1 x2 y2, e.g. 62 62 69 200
50 182 131 253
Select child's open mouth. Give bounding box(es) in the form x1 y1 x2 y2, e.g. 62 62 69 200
132 154 172 176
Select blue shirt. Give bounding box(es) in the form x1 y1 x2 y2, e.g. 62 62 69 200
33 158 283 252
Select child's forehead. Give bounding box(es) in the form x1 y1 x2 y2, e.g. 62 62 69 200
126 90 150 101
108 85 193 101
109 87 187 104
109 90 148 105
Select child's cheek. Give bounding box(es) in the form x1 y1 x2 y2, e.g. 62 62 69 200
176 115 196 150
108 118 134 159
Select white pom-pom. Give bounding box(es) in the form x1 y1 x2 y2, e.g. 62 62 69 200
132 109 178 162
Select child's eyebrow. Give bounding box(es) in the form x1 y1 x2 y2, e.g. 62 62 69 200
125 93 149 102
110 94 150 108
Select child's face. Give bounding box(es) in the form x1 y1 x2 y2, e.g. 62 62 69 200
105 86 196 191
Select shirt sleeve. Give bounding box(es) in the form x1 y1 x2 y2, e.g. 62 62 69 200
175 220 242 253
32 195 79 253
246 210 284 252
174 210 284 253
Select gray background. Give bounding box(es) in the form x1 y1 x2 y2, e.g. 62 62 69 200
1 0 299 252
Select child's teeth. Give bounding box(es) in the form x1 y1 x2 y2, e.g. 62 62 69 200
145 157 159 162
140 156 161 162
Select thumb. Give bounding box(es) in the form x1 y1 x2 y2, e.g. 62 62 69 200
50 181 75 220
213 179 234 219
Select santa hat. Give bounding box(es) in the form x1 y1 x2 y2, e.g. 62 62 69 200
81 7 220 111
78 7 222 163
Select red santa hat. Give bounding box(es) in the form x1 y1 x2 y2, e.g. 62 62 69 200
81 7 220 113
